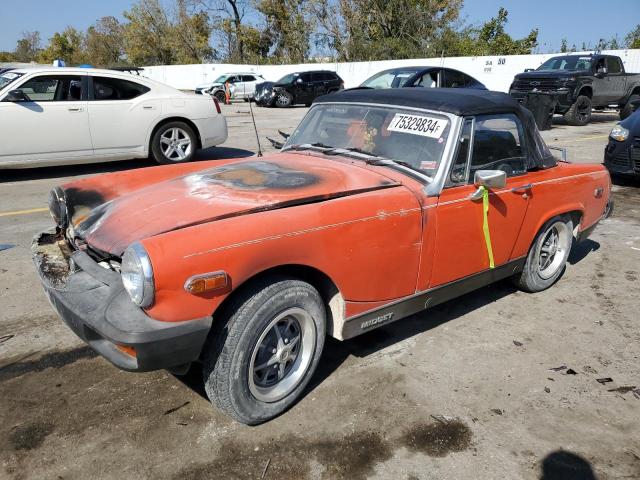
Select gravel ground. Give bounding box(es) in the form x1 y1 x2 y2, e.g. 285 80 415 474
0 105 639 480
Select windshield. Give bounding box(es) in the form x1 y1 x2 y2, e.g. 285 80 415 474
284 104 451 179
537 56 592 71
0 71 24 89
213 75 229 83
277 73 297 84
361 69 421 89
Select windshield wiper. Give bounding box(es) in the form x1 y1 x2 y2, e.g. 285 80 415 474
325 147 425 174
282 142 334 152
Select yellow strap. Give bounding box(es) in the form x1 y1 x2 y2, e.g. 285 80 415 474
481 186 495 269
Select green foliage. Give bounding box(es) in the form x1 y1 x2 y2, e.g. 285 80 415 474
446 8 538 56
257 0 311 63
38 27 87 65
560 38 568 53
86 17 125 67
14 32 42 62
625 24 640 49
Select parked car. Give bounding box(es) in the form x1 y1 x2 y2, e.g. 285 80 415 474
195 72 265 102
254 70 344 107
33 88 611 425
604 100 640 177
360 66 486 90
509 54 640 126
0 67 228 168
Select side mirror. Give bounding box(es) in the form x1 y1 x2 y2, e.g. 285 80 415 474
4 89 28 102
296 78 303 84
474 170 507 189
524 68 535 72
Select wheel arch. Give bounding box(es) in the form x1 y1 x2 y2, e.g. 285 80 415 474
211 264 345 340
148 117 202 155
577 86 593 98
531 208 584 246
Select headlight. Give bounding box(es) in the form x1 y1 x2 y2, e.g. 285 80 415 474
48 187 67 228
121 242 154 308
609 125 629 142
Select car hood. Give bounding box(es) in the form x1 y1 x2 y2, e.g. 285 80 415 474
196 82 222 89
64 155 399 256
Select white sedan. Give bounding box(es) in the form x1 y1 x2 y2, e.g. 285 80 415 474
0 67 228 169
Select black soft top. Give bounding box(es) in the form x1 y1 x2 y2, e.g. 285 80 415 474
314 87 556 170
315 87 523 116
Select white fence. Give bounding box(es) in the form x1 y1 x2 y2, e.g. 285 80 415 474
142 49 640 93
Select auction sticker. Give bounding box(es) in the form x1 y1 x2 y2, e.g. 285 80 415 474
387 113 447 138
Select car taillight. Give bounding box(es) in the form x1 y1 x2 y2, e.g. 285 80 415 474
212 96 221 114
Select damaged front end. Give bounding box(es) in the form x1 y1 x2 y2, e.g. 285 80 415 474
31 224 212 374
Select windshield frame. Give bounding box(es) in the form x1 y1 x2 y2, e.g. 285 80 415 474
283 101 462 194
0 71 24 91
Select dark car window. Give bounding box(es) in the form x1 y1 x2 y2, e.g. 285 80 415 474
14 75 83 102
361 69 420 89
442 70 468 88
300 73 313 82
414 70 439 88
313 72 334 82
242 75 256 82
469 114 527 179
606 57 622 74
92 76 149 101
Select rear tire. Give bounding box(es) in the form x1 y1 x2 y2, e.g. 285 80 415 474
620 94 640 120
202 278 326 425
513 216 573 292
150 121 197 165
563 95 592 126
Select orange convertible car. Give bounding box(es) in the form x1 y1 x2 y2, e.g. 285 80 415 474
33 88 612 424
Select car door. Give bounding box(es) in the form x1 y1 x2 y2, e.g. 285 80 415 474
293 73 313 104
605 57 626 104
430 114 532 287
239 75 257 98
87 75 158 158
0 73 92 165
591 58 609 105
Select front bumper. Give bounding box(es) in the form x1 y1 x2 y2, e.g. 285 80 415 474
509 90 574 113
32 230 212 372
604 139 640 177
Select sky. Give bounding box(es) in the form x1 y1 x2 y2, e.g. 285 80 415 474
0 0 638 54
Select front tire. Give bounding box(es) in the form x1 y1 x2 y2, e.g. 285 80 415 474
274 91 293 108
214 90 226 103
202 278 326 425
563 95 592 126
151 121 197 165
513 216 573 292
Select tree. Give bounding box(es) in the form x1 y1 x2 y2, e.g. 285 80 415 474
172 0 215 63
257 0 312 63
123 0 175 65
441 8 537 56
560 38 568 53
86 17 125 67
0 51 16 62
38 27 86 65
14 31 42 62
625 24 640 49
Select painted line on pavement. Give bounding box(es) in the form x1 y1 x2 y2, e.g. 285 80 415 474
0 207 49 218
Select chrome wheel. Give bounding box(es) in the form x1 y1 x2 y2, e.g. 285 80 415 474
536 221 571 280
159 127 192 161
248 307 316 403
275 92 291 107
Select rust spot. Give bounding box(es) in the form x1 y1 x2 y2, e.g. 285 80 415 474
186 161 319 191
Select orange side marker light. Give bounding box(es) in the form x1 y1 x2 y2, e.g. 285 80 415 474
184 271 229 295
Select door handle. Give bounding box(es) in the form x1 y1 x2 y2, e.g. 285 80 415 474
67 107 84 112
511 183 532 193
143 106 155 110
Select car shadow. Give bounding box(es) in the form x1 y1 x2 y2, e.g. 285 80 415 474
539 449 597 480
568 239 600 265
175 279 520 404
552 112 620 126
0 147 255 183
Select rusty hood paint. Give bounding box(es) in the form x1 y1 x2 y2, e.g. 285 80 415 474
65 154 400 256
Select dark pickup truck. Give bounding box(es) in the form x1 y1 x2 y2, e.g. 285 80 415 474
509 54 640 126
